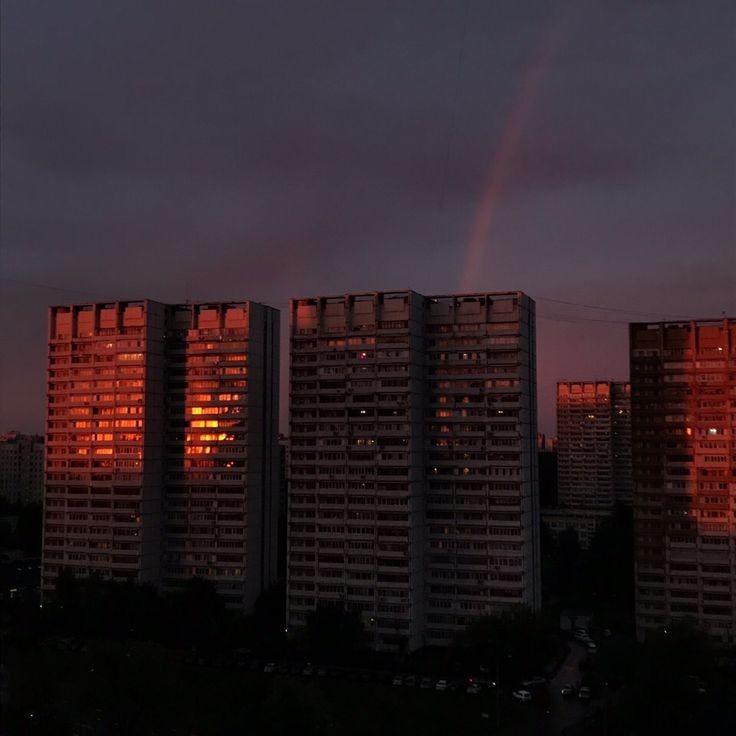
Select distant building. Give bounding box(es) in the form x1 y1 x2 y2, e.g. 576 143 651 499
537 439 558 508
42 300 279 612
542 507 611 550
287 291 539 649
631 319 735 645
557 381 631 509
0 432 44 504
542 381 631 549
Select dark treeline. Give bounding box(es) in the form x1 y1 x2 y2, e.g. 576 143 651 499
0 500 42 557
541 503 635 632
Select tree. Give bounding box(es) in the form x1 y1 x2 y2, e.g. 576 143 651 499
163 577 228 650
453 607 556 684
580 503 634 629
303 602 365 662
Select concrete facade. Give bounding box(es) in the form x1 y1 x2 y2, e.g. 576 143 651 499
545 381 632 549
287 291 539 649
631 319 736 645
42 300 279 611
0 432 45 504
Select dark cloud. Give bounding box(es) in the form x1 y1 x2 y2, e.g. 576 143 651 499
1 0 734 434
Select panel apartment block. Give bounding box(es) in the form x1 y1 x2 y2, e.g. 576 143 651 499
631 319 736 645
162 302 279 609
287 291 539 649
288 292 426 650
424 293 539 644
556 381 632 509
0 432 45 504
42 300 279 612
43 301 166 590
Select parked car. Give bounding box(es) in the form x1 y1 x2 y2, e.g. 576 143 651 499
404 675 417 687
420 677 433 689
302 663 314 676
560 684 575 697
512 690 532 702
263 662 276 674
586 642 598 654
573 629 589 641
578 686 591 701
522 676 547 688
392 675 404 686
435 679 448 692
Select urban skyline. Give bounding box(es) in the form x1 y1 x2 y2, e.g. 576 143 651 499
1 1 734 732
2 294 733 439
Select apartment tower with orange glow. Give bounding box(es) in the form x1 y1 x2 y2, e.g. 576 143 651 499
631 319 736 645
42 300 279 612
287 291 539 649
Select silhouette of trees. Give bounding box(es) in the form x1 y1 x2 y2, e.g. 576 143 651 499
452 607 556 683
303 602 365 662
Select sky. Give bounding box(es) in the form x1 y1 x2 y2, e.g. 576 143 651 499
1 0 734 436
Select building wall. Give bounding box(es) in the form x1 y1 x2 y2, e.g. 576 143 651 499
612 382 633 505
552 380 631 549
43 301 166 590
0 433 45 504
541 507 610 550
161 302 279 610
423 292 539 644
631 319 736 645
286 291 539 650
287 291 426 650
42 300 279 613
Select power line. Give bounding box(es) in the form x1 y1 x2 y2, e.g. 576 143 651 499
537 313 629 327
532 295 690 320
0 277 110 299
0 275 716 325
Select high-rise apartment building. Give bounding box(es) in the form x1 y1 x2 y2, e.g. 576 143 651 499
287 291 539 649
42 300 279 611
631 319 735 645
543 381 632 548
556 381 632 509
161 302 279 608
0 432 45 504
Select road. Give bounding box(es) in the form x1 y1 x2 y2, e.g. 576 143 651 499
547 640 593 733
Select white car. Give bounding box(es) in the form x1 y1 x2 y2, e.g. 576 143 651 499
586 642 598 654
512 689 532 702
578 686 591 701
392 675 403 686
263 662 276 673
435 679 448 691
